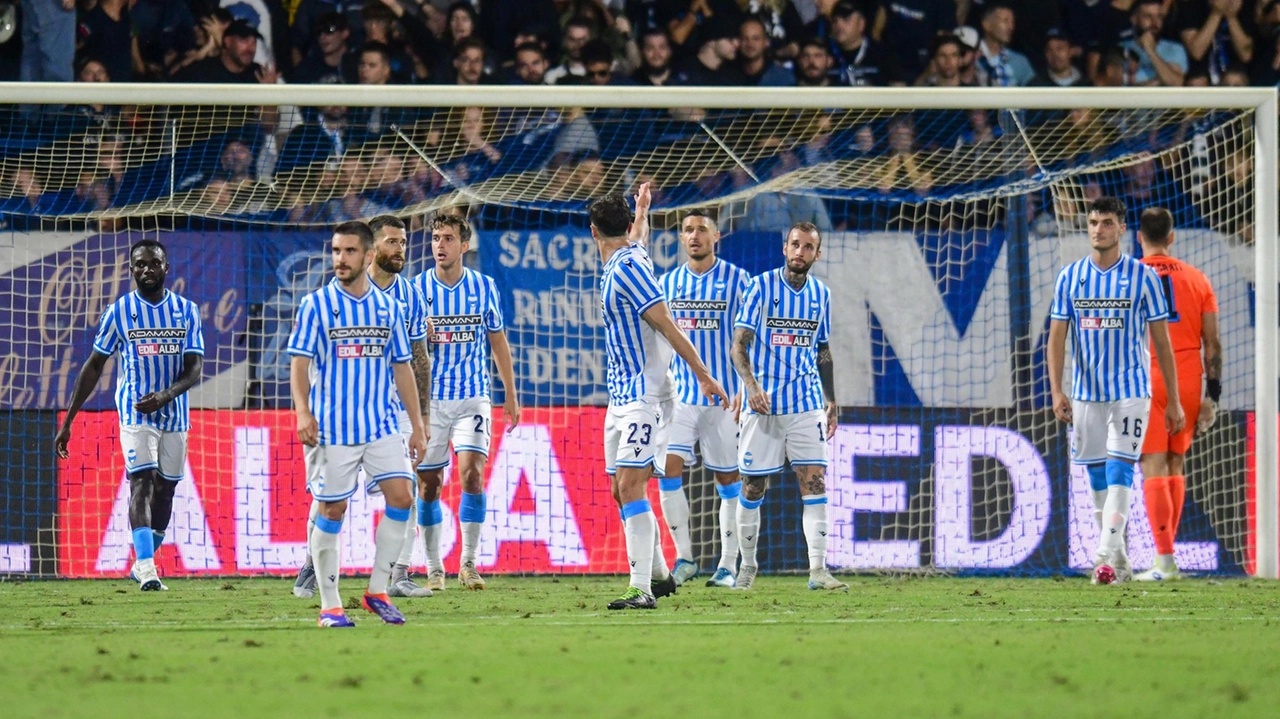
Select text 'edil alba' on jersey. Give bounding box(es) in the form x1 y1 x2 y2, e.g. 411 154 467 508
734 268 831 415
1050 255 1169 402
659 259 751 406
412 268 505 401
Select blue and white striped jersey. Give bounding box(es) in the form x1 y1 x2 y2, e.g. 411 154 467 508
1051 255 1169 402
372 273 430 421
734 269 831 415
660 259 750 405
411 267 504 401
601 243 673 406
286 279 412 445
92 290 205 431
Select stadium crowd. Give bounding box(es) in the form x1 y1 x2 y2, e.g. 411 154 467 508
0 0 1267 231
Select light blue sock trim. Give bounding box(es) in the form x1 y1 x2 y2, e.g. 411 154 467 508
801 495 828 505
459 491 486 524
1086 463 1108 492
417 498 443 526
621 499 652 520
132 527 154 561
716 481 742 500
658 477 683 492
1106 459 1135 488
739 495 764 510
384 505 411 523
315 515 343 534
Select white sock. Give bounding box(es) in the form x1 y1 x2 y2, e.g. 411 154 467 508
737 499 762 569
622 500 655 592
659 480 693 562
309 518 341 611
303 498 320 569
1098 485 1132 559
718 495 740 571
460 522 482 566
421 522 443 573
1091 490 1108 533
1156 553 1177 572
395 514 417 569
801 495 829 574
369 508 409 596
651 525 669 580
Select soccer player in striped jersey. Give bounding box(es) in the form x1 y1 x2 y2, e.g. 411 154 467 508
591 191 731 610
288 221 428 627
1048 197 1184 586
731 222 846 592
659 209 751 588
55 239 204 592
1133 208 1221 582
293 215 438 600
410 213 521 592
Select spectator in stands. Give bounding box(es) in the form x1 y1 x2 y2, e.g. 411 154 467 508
360 2 417 82
1035 29 1085 87
879 0 953 80
452 37 492 84
1219 62 1251 85
278 105 349 176
175 19 277 83
72 56 116 131
737 141 834 233
738 0 804 60
373 0 450 83
1250 1 1280 85
631 27 674 85
168 7 232 78
952 25 981 86
737 15 794 86
132 0 196 81
322 155 395 222
672 15 745 85
511 41 549 84
794 37 835 86
350 41 417 138
577 38 632 85
444 2 480 53
667 0 744 54
974 3 1035 86
878 116 931 196
828 0 902 86
546 15 593 84
20 0 76 83
290 11 356 84
916 34 974 87
214 139 256 185
475 0 560 65
222 0 284 72
78 0 133 84
956 109 1001 149
7 168 48 212
1093 46 1129 86
1120 0 1186 86
625 0 668 36
1179 0 1255 86
290 0 365 69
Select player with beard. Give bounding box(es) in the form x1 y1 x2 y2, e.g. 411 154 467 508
730 222 846 592
56 239 205 592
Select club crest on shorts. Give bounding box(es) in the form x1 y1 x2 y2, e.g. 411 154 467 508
742 451 753 467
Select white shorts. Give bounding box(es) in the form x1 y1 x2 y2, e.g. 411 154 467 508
668 402 739 472
605 401 664 475
738 409 829 476
305 433 416 502
418 397 493 471
1071 398 1151 464
120 424 187 481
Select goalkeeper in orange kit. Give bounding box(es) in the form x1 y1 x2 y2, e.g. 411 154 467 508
1135 208 1221 581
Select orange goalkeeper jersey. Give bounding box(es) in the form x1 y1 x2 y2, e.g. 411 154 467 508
1140 254 1218 378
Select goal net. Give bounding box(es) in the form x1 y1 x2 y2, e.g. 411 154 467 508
0 85 1274 580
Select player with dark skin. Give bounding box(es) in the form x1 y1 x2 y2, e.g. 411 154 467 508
55 244 204 554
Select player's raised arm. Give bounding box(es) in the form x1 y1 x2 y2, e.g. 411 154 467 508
642 301 730 408
1047 319 1072 423
628 181 651 249
54 350 111 459
1198 310 1222 434
488 329 522 431
1149 319 1185 435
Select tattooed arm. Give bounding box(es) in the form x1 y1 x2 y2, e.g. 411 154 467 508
817 341 837 439
733 327 769 415
411 338 432 424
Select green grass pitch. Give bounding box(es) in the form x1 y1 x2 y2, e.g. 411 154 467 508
1 576 1277 718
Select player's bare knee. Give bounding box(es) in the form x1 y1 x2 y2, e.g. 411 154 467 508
713 471 740 486
416 470 443 501
742 475 769 501
381 478 413 510
796 468 826 495
319 500 347 521
615 467 649 502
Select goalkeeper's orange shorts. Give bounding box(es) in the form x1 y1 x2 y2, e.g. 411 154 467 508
1143 357 1202 456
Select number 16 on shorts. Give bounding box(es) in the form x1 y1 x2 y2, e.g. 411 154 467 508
1070 398 1151 464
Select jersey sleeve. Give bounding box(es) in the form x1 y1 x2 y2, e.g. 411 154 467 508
1197 270 1219 314
735 278 763 331
406 284 430 342
286 298 320 358
91 302 122 356
617 258 664 315
1049 267 1073 321
816 287 832 345
388 303 412 363
184 301 206 356
484 277 504 332
1139 265 1170 321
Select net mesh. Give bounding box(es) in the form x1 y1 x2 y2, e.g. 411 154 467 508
0 97 1260 577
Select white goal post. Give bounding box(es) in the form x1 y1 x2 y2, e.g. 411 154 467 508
0 83 1274 579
